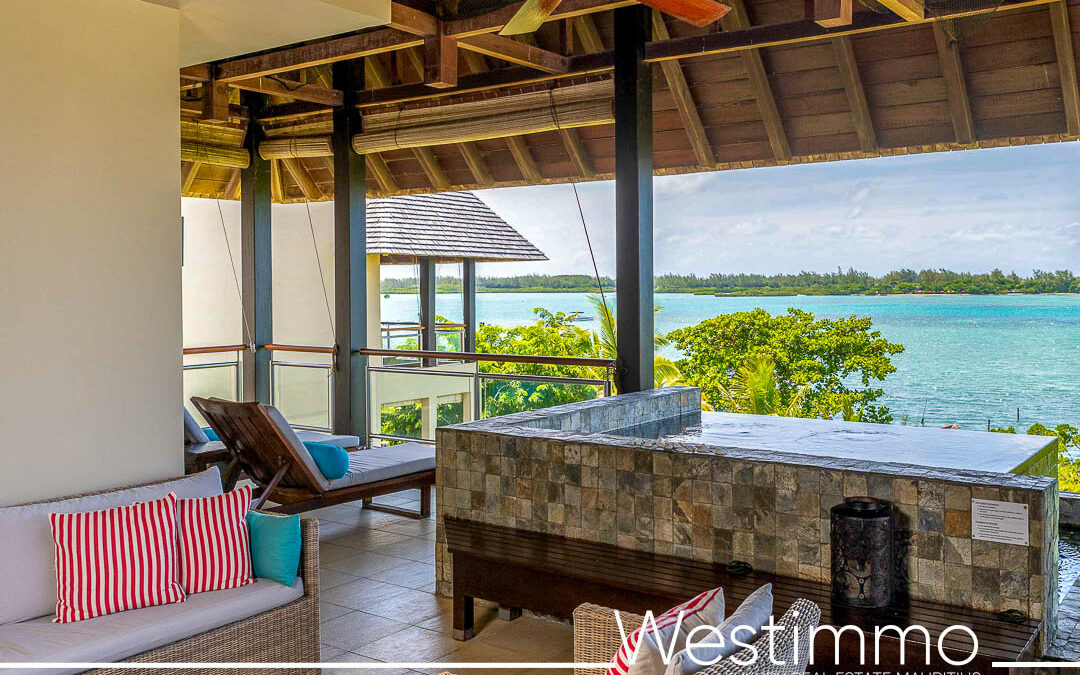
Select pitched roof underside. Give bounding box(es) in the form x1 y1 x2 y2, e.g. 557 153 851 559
180 0 1080 202
367 191 548 262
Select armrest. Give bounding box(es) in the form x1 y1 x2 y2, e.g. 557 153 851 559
299 514 320 601
573 603 644 675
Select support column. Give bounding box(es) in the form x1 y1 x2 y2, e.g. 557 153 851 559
332 60 368 439
240 92 272 404
462 259 477 353
419 257 437 366
613 4 654 393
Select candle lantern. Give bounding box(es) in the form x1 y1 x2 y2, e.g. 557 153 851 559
830 496 895 608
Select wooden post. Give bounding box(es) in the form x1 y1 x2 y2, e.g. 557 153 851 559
420 257 437 366
613 4 654 394
332 60 369 440
240 92 273 404
463 259 477 353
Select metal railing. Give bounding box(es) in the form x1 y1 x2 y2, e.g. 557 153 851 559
183 344 615 445
359 347 614 447
182 345 245 422
380 322 467 362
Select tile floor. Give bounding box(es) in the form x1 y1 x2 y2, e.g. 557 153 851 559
309 489 574 675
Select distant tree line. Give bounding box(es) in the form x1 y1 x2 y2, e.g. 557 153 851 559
381 268 1079 295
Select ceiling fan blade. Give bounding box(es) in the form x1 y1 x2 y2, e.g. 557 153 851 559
642 0 731 26
498 0 564 35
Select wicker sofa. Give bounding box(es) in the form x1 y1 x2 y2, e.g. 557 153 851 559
572 599 821 675
0 468 320 675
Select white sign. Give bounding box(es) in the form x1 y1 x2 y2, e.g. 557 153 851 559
971 498 1029 546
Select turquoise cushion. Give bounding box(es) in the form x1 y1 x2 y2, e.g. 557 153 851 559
246 511 301 586
303 441 350 480
202 427 220 442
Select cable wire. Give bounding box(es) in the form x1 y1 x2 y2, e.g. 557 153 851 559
303 201 336 342
215 199 255 351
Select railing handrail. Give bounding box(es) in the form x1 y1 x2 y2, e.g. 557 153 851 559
183 344 247 355
380 323 467 333
357 347 614 369
265 343 336 355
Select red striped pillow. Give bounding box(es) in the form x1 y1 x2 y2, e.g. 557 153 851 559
49 492 186 623
177 485 254 594
607 587 724 675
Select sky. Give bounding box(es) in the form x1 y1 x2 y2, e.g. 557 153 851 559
464 142 1080 279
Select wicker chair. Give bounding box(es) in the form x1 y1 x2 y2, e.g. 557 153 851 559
572 598 821 675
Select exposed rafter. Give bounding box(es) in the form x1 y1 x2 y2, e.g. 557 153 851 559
723 0 791 162
413 147 451 189
388 2 438 35
459 142 495 185
281 157 324 200
460 33 570 73
270 159 285 202
230 77 343 106
225 169 242 200
181 162 201 193
807 0 852 27
832 36 876 152
652 11 715 168
876 0 923 21
560 127 595 177
424 35 459 88
1049 0 1080 137
506 136 543 182
573 14 605 53
933 22 975 145
366 154 399 193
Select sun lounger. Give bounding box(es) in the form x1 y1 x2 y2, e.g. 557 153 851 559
191 397 434 517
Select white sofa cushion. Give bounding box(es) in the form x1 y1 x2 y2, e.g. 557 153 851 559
0 467 223 626
326 443 435 490
0 577 303 675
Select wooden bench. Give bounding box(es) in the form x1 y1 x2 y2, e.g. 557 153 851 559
444 517 1040 674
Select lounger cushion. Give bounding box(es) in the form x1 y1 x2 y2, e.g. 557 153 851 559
303 442 351 480
0 577 303 675
295 430 360 449
184 408 210 445
0 467 223 626
263 407 332 491
327 443 435 490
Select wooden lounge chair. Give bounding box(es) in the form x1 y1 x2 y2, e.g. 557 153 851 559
191 397 434 517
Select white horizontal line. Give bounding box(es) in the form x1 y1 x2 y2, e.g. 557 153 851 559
0 663 610 670
994 663 1080 668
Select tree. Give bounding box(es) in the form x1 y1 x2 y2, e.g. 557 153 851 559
586 295 684 390
716 355 808 416
667 308 904 422
989 422 1080 491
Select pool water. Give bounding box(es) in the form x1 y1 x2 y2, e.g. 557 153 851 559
1060 526 1080 600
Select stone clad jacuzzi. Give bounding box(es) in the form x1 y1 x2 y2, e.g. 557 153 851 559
434 386 1061 652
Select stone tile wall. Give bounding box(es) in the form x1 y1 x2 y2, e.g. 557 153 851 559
435 388 1059 652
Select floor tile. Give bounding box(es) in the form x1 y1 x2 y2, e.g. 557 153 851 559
354 625 461 662
358 587 451 623
364 559 436 589
323 550 412 577
321 602 356 623
320 569 361 591
321 645 347 661
322 577 413 610
320 543 359 565
378 537 437 563
320 611 409 651
377 519 438 540
334 529 415 552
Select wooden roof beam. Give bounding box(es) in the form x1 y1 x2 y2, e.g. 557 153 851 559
367 154 399 193
652 11 715 168
270 159 285 202
459 33 570 73
1049 0 1080 137
445 0 634 38
506 136 543 182
413 147 451 190
217 28 422 82
560 128 595 177
832 36 876 152
933 22 975 145
877 0 923 21
389 2 438 36
181 162 201 194
807 0 852 27
281 157 324 200
459 142 495 185
225 168 242 200
230 77 343 106
723 0 791 162
574 14 605 53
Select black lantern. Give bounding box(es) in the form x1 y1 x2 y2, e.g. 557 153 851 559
831 496 895 608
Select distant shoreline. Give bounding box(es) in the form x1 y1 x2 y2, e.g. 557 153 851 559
381 289 1080 296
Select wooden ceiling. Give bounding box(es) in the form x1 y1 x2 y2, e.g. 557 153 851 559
179 0 1080 202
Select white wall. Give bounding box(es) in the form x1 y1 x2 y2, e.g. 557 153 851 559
0 0 181 504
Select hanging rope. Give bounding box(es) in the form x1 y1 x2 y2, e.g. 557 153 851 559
215 199 255 353
303 201 336 343
545 88 612 319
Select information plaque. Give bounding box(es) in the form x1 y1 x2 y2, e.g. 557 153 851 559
971 498 1029 546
